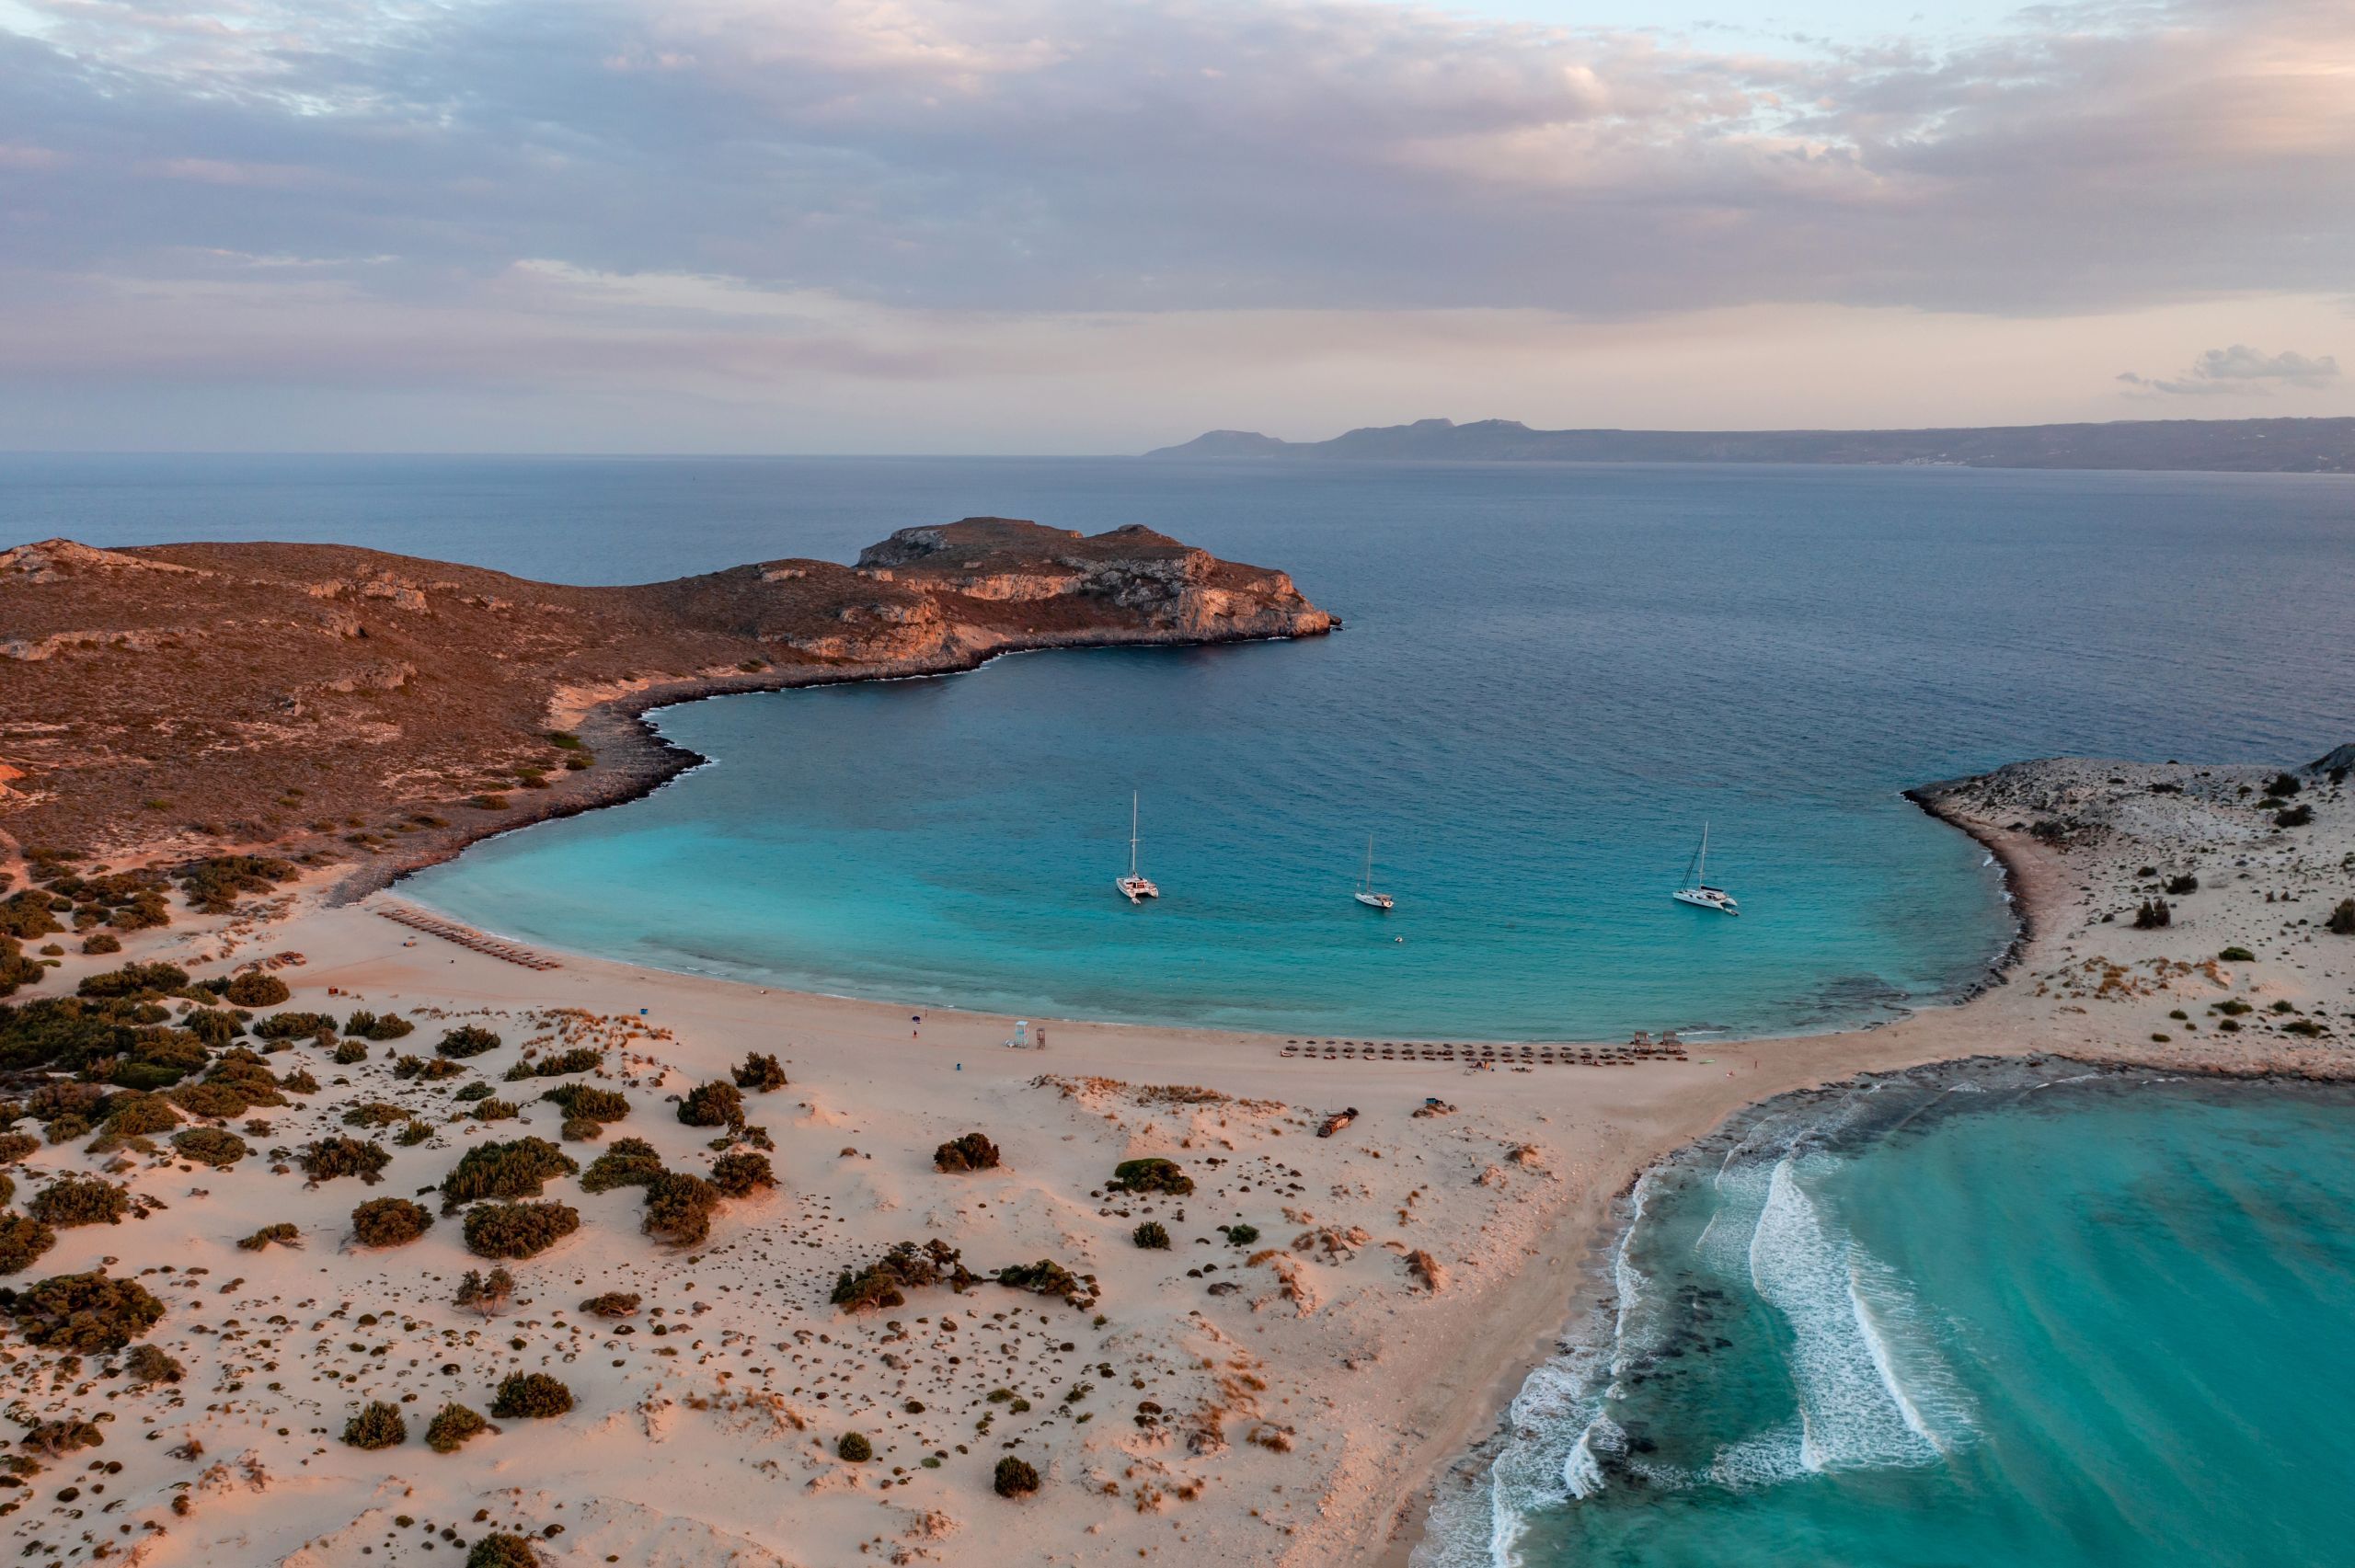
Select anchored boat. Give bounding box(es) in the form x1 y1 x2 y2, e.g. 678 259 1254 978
1116 791 1159 903
1353 834 1394 910
1672 821 1740 914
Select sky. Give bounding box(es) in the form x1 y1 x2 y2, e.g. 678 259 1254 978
1 0 2350 452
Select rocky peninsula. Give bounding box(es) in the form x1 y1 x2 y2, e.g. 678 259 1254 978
0 520 1332 888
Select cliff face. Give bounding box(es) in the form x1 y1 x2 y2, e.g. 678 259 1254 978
0 519 1331 882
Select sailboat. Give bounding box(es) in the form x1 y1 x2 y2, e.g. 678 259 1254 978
1116 792 1159 903
1353 834 1394 910
1671 822 1740 914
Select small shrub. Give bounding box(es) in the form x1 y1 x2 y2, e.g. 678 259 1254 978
508 1047 599 1079
708 1151 775 1198
580 1137 664 1193
994 1455 1040 1497
170 1127 248 1167
2132 898 2172 930
178 855 299 914
1107 1158 1193 1196
78 962 190 1000
994 1258 1092 1306
395 1055 465 1082
465 1534 541 1568
29 1175 130 1228
2276 804 2314 828
2165 874 2199 896
396 1120 433 1146
832 1240 976 1311
439 1137 577 1210
580 1290 641 1318
733 1052 787 1092
81 933 121 956
2328 898 2355 937
454 1266 515 1316
454 1082 497 1103
463 1200 580 1259
344 1010 415 1041
677 1081 743 1127
343 1100 410 1127
934 1132 1001 1173
436 1025 502 1059
350 1197 433 1248
0 1270 166 1350
541 1083 628 1122
221 971 290 1007
1220 1223 1260 1246
640 1172 719 1246
341 1400 407 1449
101 1093 181 1138
331 1040 369 1065
278 1069 321 1095
425 1402 488 1454
124 1344 184 1384
253 1010 338 1040
469 1098 521 1122
1132 1221 1170 1249
0 1131 40 1164
2266 772 2303 797
489 1371 574 1419
0 1214 57 1275
237 1221 303 1251
302 1135 390 1185
2219 945 2257 962
837 1431 871 1462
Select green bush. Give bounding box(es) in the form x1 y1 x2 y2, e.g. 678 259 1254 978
580 1290 640 1318
341 1400 407 1449
0 1270 166 1351
677 1081 743 1127
101 1093 181 1138
253 1010 337 1040
507 1047 598 1079
237 1221 302 1251
178 855 298 915
708 1151 775 1198
2132 898 2171 930
331 1040 369 1065
439 1137 577 1210
465 1533 541 1568
29 1175 130 1228
0 1214 57 1275
995 1258 1092 1306
454 1266 514 1316
469 1098 521 1122
541 1083 628 1122
80 933 121 956
0 1132 36 1164
170 1127 248 1167
436 1025 503 1059
1107 1158 1192 1196
221 971 290 1007
2276 804 2314 829
0 890 64 941
78 963 190 1000
640 1172 719 1246
830 1240 975 1312
489 1371 574 1419
343 1100 410 1127
994 1455 1040 1497
934 1132 1001 1173
2219 945 2257 962
1132 1220 1170 1249
302 1135 390 1185
2328 898 2355 936
560 1116 604 1142
463 1200 580 1259
125 1344 184 1384
425 1402 488 1454
1220 1223 1260 1246
579 1137 664 1194
350 1197 433 1248
2165 873 2200 896
395 1054 465 1081
836 1431 871 1462
344 1010 415 1041
454 1082 497 1103
733 1052 787 1092
0 937 43 1000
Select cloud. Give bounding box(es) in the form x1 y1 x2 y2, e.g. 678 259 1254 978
2 0 2354 444
2118 343 2341 395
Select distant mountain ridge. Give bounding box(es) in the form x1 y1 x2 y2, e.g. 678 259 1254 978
1144 416 2355 473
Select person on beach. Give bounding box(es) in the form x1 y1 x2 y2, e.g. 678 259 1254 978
913 1013 923 1039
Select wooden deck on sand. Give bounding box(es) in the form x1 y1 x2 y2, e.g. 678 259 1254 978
374 900 562 970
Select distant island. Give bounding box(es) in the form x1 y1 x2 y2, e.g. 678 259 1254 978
1145 416 2355 474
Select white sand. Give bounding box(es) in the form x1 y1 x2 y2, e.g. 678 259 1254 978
4 755 2348 1567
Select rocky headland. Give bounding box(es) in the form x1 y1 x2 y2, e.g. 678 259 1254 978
0 520 1332 890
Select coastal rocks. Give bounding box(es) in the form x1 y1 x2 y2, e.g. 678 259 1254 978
0 538 207 582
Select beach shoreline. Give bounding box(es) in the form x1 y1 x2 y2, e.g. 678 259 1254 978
0 748 2345 1566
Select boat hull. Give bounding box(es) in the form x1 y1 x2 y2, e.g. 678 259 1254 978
1354 892 1395 910
1117 876 1160 903
1672 887 1739 914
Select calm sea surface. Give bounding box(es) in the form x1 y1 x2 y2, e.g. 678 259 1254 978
7 453 2349 1037
7 454 2354 1564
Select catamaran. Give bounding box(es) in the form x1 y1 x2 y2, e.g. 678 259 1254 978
1353 834 1394 910
1672 822 1740 914
1116 792 1159 903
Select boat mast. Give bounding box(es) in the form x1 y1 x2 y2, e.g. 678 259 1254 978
1129 792 1141 879
1696 821 1708 887
1362 834 1373 893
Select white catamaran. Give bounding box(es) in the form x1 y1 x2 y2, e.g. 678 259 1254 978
1116 792 1159 903
1672 822 1740 914
1353 834 1394 910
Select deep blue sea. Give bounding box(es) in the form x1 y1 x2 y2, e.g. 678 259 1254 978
6 453 2349 1037
7 453 2354 1567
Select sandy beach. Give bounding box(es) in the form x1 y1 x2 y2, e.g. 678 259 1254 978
0 750 2348 1567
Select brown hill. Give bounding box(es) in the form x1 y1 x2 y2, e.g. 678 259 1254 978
0 520 1331 890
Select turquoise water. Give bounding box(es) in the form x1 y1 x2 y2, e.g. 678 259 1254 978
11 454 2351 1036
1416 1062 2355 1567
